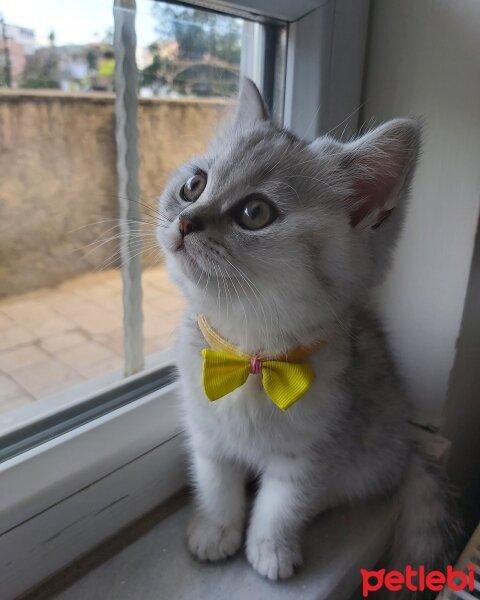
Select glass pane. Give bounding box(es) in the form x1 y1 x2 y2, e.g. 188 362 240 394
0 0 128 430
0 0 257 433
135 1 245 361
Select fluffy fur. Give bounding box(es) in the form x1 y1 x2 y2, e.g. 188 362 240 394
156 79 459 590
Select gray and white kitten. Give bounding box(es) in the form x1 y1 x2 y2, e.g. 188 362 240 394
157 79 458 586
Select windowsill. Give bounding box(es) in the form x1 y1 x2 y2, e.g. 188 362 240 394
30 496 395 600
0 348 175 437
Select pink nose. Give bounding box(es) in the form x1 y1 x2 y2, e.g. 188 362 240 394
179 216 202 237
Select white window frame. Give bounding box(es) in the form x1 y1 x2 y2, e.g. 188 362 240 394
0 1 369 598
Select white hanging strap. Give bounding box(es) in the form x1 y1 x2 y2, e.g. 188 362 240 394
113 0 145 375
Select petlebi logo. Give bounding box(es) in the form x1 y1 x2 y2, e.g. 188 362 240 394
361 565 476 597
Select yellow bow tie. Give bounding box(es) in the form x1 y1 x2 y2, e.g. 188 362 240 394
198 316 325 411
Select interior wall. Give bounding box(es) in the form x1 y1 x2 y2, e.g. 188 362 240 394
443 224 480 531
362 0 480 425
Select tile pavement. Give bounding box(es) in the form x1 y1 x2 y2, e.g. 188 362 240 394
0 267 184 415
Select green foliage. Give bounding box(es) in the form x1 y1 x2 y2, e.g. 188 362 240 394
153 4 241 62
140 4 242 97
20 49 59 89
0 58 8 87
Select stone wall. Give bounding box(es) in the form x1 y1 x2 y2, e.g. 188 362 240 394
0 90 230 297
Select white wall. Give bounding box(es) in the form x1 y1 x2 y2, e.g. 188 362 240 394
363 0 480 425
443 225 480 528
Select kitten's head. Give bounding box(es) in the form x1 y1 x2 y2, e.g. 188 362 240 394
157 79 420 350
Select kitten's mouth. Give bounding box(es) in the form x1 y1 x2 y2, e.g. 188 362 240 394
173 235 233 284
176 237 210 274
176 238 195 260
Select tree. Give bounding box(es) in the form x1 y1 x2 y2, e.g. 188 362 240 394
140 4 242 97
0 13 12 87
20 30 59 89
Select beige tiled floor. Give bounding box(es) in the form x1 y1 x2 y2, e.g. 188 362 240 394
0 267 184 415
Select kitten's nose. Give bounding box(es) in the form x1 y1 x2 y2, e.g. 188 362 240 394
179 215 204 237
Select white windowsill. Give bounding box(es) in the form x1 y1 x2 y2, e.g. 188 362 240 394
37 498 395 600
0 372 184 600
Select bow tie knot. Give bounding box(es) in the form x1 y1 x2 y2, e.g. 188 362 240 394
250 356 262 375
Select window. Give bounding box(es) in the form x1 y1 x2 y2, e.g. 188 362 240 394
0 0 287 595
0 0 285 435
0 1 367 597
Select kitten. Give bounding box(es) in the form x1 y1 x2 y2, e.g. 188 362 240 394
157 79 458 586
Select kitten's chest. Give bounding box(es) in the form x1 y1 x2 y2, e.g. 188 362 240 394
178 342 321 464
176 315 343 463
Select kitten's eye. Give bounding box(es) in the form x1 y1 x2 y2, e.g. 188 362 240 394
235 195 277 230
181 171 207 202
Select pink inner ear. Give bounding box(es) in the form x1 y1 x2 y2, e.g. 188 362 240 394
349 170 400 228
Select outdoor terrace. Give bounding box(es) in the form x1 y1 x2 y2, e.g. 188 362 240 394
0 267 184 416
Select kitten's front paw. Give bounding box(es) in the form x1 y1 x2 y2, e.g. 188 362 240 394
187 513 243 561
246 537 302 580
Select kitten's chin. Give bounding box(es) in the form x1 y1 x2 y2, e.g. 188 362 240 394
159 226 208 275
172 242 208 279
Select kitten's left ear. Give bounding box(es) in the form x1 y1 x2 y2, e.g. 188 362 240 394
340 119 420 230
337 119 421 282
234 77 269 129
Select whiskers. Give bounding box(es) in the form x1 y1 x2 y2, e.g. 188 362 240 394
68 194 170 273
218 253 289 359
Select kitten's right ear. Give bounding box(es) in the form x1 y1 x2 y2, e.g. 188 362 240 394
234 77 269 129
340 119 420 229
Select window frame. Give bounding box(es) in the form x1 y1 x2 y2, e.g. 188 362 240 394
0 382 184 599
0 1 369 597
